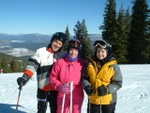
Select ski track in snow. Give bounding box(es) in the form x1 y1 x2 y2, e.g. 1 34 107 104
0 65 150 113
116 65 150 113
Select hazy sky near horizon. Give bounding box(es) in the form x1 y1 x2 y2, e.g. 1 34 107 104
0 0 149 35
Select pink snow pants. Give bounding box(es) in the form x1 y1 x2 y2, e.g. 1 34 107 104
57 86 84 113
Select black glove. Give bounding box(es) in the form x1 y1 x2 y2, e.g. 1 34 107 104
97 85 108 96
17 74 30 87
84 85 94 96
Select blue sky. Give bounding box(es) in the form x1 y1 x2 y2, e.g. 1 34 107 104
0 0 149 35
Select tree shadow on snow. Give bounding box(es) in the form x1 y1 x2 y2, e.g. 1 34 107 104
0 103 26 113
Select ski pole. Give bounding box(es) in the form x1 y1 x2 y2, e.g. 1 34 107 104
88 97 91 113
61 93 66 113
100 97 102 113
16 85 22 112
69 81 73 113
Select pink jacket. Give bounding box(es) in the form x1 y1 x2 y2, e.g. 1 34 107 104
50 57 86 113
50 57 85 89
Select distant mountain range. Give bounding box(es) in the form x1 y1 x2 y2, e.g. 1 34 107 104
0 33 101 57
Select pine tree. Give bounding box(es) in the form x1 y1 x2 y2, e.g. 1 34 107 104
81 19 93 59
128 0 149 64
99 0 118 57
20 59 28 71
63 26 71 51
10 57 19 72
74 19 93 59
100 0 117 40
74 21 82 39
141 8 150 63
116 5 131 63
0 54 9 73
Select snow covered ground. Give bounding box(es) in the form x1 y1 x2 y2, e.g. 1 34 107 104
0 64 150 113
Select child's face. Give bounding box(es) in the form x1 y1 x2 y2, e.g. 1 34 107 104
96 47 107 60
69 48 79 58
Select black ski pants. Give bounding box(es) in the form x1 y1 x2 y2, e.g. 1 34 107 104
87 102 116 113
37 89 57 113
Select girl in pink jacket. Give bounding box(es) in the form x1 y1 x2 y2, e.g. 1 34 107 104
50 38 86 113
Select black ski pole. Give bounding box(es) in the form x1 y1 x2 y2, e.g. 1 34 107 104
100 97 102 113
16 85 22 112
88 97 91 113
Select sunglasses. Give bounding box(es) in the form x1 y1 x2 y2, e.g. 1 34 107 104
69 40 81 48
93 40 108 48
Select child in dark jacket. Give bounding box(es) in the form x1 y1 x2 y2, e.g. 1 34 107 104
82 39 123 113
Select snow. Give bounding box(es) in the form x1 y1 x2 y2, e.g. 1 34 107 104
7 48 35 57
11 40 25 43
0 64 150 113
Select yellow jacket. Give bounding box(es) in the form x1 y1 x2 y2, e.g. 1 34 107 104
83 58 122 105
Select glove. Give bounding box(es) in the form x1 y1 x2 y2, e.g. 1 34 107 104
17 74 30 87
57 84 70 94
84 85 94 96
97 85 108 96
